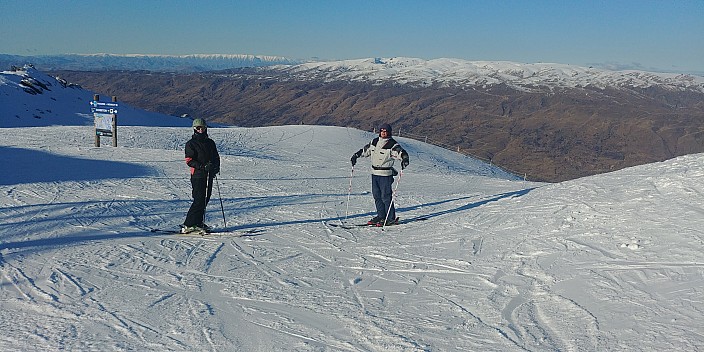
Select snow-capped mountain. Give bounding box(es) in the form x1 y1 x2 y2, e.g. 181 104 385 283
44 56 704 182
0 64 193 127
266 57 704 92
0 53 302 72
4 53 702 93
6 58 704 183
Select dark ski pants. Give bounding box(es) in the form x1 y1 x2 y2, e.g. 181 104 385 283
184 176 214 227
371 174 395 220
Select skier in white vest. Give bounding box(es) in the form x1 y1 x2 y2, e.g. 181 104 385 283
351 123 409 226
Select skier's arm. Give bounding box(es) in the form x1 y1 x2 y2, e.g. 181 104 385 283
392 145 410 169
212 142 221 174
359 141 373 157
350 142 372 166
185 142 204 170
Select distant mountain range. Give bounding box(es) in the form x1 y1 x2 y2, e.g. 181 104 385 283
3 53 701 89
0 53 301 72
4 54 704 182
265 57 704 92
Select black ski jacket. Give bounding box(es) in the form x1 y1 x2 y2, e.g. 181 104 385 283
185 132 220 178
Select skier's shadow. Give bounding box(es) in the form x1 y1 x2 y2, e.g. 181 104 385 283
243 187 536 228
398 187 536 221
0 189 536 254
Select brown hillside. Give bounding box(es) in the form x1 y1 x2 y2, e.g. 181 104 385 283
52 70 704 182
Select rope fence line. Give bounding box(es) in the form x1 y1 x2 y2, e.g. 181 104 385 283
387 128 531 181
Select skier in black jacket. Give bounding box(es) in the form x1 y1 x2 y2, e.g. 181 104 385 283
182 118 220 233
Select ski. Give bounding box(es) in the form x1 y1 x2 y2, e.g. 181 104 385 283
207 228 265 237
149 228 209 235
149 228 182 234
148 228 264 237
327 216 428 229
326 217 399 229
388 216 428 226
326 222 373 229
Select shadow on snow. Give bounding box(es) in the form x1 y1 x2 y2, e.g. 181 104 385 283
1 146 156 185
330 187 537 225
0 187 535 253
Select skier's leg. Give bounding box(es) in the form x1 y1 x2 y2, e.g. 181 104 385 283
202 176 215 229
371 175 385 219
205 175 214 205
184 177 207 226
380 176 395 220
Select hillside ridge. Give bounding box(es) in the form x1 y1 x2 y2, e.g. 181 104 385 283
49 65 704 182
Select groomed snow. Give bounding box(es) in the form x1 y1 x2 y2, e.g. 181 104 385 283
1 124 702 351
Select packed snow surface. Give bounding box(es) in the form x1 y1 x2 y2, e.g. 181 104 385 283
1 124 702 351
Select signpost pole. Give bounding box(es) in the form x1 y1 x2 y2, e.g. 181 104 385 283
92 95 118 148
94 94 100 147
112 96 118 147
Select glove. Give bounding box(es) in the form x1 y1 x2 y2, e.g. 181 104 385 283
351 155 358 166
212 166 220 175
401 158 409 170
203 162 213 171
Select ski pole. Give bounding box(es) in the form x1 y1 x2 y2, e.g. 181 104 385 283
382 169 403 230
343 166 355 224
203 170 210 227
215 174 227 228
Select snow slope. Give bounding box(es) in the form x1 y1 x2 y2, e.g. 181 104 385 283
1 124 702 351
0 65 193 128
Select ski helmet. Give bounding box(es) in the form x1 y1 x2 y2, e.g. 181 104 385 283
379 123 392 136
192 118 207 128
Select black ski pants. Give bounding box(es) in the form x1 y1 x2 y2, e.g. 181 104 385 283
184 176 214 227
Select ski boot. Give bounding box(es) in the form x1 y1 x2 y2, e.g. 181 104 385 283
367 216 383 225
180 225 206 234
376 217 399 227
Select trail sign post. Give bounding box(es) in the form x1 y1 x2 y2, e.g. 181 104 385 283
92 94 118 147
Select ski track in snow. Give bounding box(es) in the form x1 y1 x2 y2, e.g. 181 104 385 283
1 126 703 351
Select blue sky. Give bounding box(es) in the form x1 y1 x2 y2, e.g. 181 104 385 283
1 0 702 73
